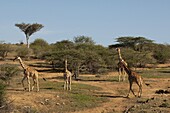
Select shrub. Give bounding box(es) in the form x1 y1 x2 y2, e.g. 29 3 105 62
0 43 13 59
30 38 49 59
15 45 33 58
0 82 6 107
0 64 20 85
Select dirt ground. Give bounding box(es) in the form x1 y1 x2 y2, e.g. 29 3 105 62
5 73 170 113
2 60 170 113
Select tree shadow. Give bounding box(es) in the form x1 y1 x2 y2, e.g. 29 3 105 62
37 69 63 73
45 76 119 83
158 70 170 73
6 88 24 91
75 78 118 82
46 76 64 80
94 94 127 98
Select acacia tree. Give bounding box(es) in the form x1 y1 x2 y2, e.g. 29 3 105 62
15 23 44 48
115 36 154 51
73 35 95 45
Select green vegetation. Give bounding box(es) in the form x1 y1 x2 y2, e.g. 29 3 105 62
138 68 170 78
0 64 20 85
1 36 170 75
15 23 44 48
9 77 107 113
0 82 6 107
0 42 14 59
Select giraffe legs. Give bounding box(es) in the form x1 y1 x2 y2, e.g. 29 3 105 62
138 86 142 98
122 69 126 81
36 78 39 92
118 68 126 82
64 78 68 90
127 82 136 97
69 76 71 91
32 77 39 92
118 68 121 82
22 76 27 91
64 76 71 91
32 78 35 91
66 79 69 90
136 81 142 98
26 76 31 92
127 80 143 98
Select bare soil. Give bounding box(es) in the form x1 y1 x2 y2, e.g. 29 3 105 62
2 60 170 113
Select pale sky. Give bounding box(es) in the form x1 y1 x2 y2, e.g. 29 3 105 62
0 0 170 46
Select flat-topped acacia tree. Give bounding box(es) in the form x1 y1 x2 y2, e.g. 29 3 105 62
15 23 44 48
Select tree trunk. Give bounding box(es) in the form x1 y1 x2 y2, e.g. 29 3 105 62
26 35 29 48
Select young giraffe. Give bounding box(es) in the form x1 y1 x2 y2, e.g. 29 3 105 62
13 56 39 92
116 48 127 82
63 59 72 91
120 60 143 98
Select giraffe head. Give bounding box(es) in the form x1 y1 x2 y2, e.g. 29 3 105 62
115 48 120 52
13 56 21 61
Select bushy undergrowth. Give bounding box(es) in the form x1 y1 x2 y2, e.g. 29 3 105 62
0 64 20 85
0 82 6 107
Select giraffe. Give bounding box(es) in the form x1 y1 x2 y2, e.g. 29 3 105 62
13 56 39 92
120 60 143 98
116 48 127 82
63 59 72 91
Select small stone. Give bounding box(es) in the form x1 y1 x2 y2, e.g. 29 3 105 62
45 99 49 102
56 103 60 106
41 102 45 105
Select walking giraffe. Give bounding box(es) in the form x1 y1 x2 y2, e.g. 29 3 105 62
13 56 39 92
120 60 143 97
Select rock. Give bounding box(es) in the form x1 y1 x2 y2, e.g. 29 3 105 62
155 89 170 94
56 103 60 106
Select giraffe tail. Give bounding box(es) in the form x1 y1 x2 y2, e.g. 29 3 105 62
141 77 150 87
43 78 47 81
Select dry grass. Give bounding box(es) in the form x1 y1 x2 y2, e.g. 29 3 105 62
1 59 170 113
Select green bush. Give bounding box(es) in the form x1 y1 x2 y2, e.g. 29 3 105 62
30 38 49 59
15 45 33 57
0 82 6 107
0 64 20 85
0 43 13 59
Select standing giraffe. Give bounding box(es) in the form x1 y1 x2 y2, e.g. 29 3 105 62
63 59 72 91
120 60 143 98
116 48 127 82
13 56 39 92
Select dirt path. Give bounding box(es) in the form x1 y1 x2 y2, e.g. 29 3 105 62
71 81 128 113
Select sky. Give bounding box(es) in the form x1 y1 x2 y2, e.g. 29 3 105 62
0 0 170 46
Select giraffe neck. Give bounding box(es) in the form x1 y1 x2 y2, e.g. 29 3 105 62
65 59 68 72
118 50 123 61
121 62 131 75
18 58 27 70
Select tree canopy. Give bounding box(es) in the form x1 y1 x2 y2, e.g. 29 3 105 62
73 36 95 45
115 36 154 51
15 23 44 48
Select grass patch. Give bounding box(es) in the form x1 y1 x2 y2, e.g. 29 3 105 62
137 68 170 78
32 80 107 112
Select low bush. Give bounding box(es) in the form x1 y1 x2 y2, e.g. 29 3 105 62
0 64 20 85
